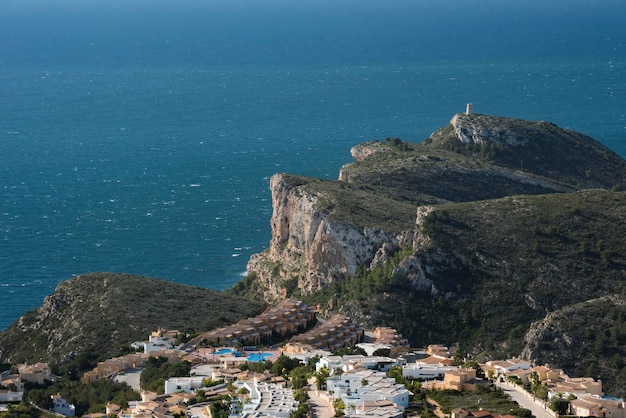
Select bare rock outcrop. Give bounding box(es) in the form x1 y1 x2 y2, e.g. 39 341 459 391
350 141 388 162
339 141 390 182
450 113 532 146
245 173 455 304
246 174 401 302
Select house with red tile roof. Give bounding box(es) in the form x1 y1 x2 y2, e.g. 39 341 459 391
570 395 626 418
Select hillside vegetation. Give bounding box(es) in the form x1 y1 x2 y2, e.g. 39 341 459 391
300 189 626 350
241 114 626 397
281 174 419 233
341 115 626 205
0 273 265 368
425 114 626 189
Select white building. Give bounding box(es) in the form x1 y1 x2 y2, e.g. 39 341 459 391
357 343 393 357
347 357 397 373
0 389 23 403
485 358 531 376
352 399 403 418
402 363 455 380
327 370 410 411
143 335 174 353
130 330 176 353
51 394 75 417
164 376 206 394
317 355 354 374
316 355 400 375
240 380 297 418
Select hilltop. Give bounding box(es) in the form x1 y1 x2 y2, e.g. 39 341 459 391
0 273 265 368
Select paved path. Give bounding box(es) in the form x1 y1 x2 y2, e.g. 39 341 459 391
495 381 554 418
307 385 331 418
188 402 211 418
426 398 447 418
113 368 142 392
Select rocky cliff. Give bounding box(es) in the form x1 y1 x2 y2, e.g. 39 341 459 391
244 113 626 301
239 113 626 396
520 294 626 397
245 174 411 301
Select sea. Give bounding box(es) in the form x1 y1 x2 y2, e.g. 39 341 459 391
1 0 625 331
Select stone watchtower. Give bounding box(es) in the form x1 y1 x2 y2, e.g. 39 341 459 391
465 103 473 115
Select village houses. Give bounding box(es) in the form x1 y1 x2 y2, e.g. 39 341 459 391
570 395 626 418
4 299 625 418
325 369 411 415
192 299 315 347
431 367 490 392
51 393 76 417
1 362 55 404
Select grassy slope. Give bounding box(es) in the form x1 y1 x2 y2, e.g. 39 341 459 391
342 141 571 205
425 189 626 344
345 116 626 205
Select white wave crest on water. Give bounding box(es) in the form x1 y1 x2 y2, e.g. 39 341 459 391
1 282 32 287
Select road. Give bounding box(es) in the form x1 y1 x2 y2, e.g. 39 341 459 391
113 368 142 392
307 385 331 418
495 381 554 418
188 402 211 418
426 398 447 418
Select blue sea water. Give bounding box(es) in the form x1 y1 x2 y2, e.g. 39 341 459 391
1 0 626 331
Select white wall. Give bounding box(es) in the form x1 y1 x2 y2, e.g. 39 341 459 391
402 364 455 380
164 377 205 394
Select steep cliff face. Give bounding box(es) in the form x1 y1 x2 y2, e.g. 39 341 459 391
246 174 403 300
246 114 626 304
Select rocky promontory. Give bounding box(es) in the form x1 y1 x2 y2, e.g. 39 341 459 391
243 113 626 302
245 174 411 301
237 112 626 396
4 112 626 397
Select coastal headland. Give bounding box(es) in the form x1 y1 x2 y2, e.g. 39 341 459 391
3 112 626 397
